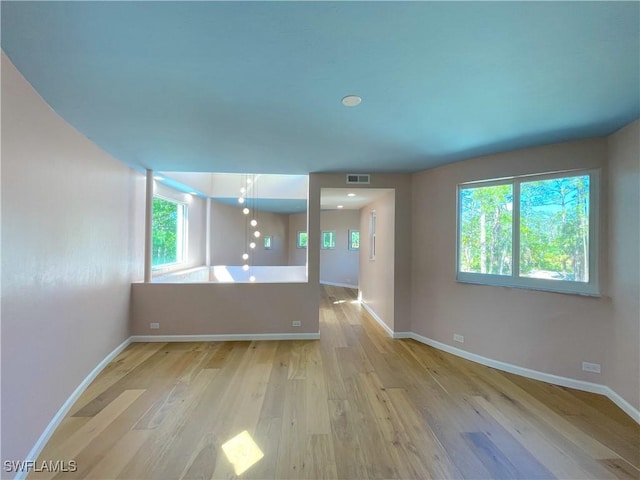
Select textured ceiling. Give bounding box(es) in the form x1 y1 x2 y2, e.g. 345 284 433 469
2 1 638 174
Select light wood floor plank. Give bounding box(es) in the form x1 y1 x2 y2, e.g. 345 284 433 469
327 398 369 479
29 286 639 480
118 368 219 479
470 362 620 461
69 343 164 417
305 342 332 435
83 430 150 480
274 379 307 479
385 386 463 480
303 434 338 480
473 395 604 479
31 389 144 480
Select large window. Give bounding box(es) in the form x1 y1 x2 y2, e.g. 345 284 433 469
457 170 598 295
152 196 187 267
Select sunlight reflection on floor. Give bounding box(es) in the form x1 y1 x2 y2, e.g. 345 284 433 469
221 430 264 475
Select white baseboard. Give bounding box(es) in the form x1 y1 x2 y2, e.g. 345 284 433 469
392 331 412 339
405 331 639 424
320 281 358 289
360 301 395 338
130 332 320 342
17 337 132 480
602 386 640 424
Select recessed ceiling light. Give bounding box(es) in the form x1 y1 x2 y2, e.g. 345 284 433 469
347 193 356 197
337 205 344 209
341 95 362 107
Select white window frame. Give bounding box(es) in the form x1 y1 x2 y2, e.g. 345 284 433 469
297 231 308 249
349 229 360 251
321 231 336 250
152 194 188 269
369 211 377 260
456 169 599 296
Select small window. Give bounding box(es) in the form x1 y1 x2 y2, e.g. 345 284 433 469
321 231 336 249
297 231 308 249
369 212 377 260
264 236 272 250
349 230 360 250
457 170 598 295
152 196 187 267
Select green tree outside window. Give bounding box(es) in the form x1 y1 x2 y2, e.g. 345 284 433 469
152 196 184 266
349 230 360 250
297 231 308 248
322 231 336 249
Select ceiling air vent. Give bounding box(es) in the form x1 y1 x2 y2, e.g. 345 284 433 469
346 174 370 185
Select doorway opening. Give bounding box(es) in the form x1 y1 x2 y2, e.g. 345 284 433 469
319 188 396 330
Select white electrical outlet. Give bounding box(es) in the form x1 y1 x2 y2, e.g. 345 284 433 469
150 322 160 330
292 321 301 327
453 334 464 343
582 361 601 373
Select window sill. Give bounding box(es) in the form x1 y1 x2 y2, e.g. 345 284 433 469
456 275 601 298
152 262 187 276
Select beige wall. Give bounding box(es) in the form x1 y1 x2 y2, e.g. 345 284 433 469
153 182 206 274
131 282 317 335
210 200 289 266
288 212 308 266
319 210 360 287
411 138 612 384
253 209 289 266
359 192 396 330
1 53 141 463
606 120 640 410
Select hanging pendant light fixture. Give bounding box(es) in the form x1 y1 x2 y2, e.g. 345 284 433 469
239 173 260 283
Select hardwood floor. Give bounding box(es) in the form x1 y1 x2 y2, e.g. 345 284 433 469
32 286 639 479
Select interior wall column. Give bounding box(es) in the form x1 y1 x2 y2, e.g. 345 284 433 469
144 169 153 283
